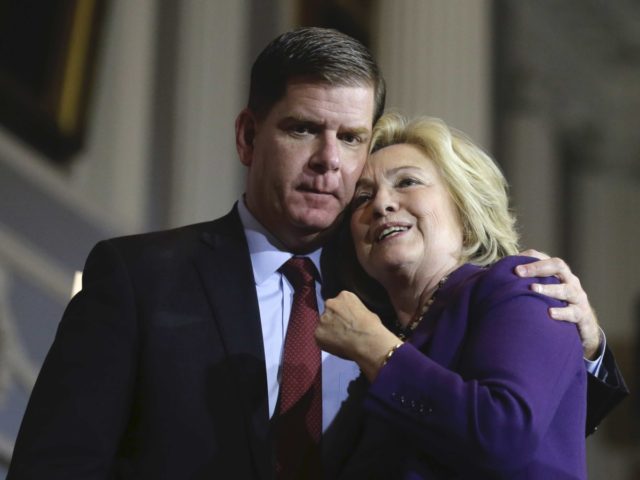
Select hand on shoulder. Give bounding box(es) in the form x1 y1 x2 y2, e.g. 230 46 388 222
514 249 601 359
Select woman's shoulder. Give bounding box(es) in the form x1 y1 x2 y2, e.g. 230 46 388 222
479 255 563 307
438 256 567 318
450 255 542 285
487 254 543 275
474 255 559 284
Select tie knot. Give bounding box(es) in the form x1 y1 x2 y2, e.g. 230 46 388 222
280 257 317 292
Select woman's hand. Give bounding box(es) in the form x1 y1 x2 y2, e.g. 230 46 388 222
516 249 601 360
316 290 401 381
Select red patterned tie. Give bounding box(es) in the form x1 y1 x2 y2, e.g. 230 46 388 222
275 257 322 480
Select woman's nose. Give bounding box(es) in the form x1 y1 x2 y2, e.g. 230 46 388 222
372 187 397 217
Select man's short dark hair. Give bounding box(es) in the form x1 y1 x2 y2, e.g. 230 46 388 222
248 27 386 124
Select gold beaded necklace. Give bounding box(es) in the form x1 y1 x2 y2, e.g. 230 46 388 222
396 275 449 340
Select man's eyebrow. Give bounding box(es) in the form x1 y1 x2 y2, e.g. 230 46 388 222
280 115 370 131
341 126 371 135
278 115 321 126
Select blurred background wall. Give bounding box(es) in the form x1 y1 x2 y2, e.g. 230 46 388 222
0 0 637 477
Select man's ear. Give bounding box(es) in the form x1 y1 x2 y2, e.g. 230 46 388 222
235 108 257 166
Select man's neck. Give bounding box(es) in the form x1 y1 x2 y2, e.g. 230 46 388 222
240 195 339 254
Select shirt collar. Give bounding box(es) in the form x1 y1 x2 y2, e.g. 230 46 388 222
237 197 323 285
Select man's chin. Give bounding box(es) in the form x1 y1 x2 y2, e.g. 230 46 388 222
292 208 344 233
283 209 345 247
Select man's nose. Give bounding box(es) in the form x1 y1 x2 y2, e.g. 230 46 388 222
309 137 340 172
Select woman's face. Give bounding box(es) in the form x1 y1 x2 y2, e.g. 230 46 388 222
350 143 463 283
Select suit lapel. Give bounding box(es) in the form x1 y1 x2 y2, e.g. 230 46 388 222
194 207 273 480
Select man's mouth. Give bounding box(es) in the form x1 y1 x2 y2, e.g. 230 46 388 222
298 186 335 197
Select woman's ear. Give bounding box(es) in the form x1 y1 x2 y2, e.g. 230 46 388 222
235 108 257 166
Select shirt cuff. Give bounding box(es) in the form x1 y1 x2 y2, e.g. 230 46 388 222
584 327 606 379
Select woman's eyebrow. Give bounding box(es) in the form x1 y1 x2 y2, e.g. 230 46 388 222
355 165 425 189
354 178 374 190
386 166 423 175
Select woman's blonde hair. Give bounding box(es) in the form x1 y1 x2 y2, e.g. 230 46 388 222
369 113 519 265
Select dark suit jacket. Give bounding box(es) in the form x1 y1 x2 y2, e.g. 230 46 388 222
584 346 628 435
8 210 628 479
9 207 275 479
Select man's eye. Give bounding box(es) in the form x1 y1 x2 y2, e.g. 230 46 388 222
290 125 312 136
340 133 362 145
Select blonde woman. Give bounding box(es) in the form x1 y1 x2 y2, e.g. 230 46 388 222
317 114 588 479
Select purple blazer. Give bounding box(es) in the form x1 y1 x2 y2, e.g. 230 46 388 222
346 256 587 479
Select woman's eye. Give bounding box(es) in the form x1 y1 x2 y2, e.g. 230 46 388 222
397 177 420 188
352 192 371 207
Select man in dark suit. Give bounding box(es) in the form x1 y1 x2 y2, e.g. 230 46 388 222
8 27 626 480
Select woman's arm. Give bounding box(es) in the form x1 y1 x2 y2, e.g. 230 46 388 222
318 259 586 474
366 261 585 472
316 290 401 382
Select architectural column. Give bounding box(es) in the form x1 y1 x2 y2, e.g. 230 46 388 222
375 0 492 147
500 110 561 253
72 0 157 234
168 0 249 227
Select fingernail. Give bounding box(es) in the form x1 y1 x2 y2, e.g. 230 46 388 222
516 266 526 276
531 284 541 293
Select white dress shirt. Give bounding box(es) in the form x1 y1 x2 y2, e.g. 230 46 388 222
584 328 606 378
237 200 361 432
